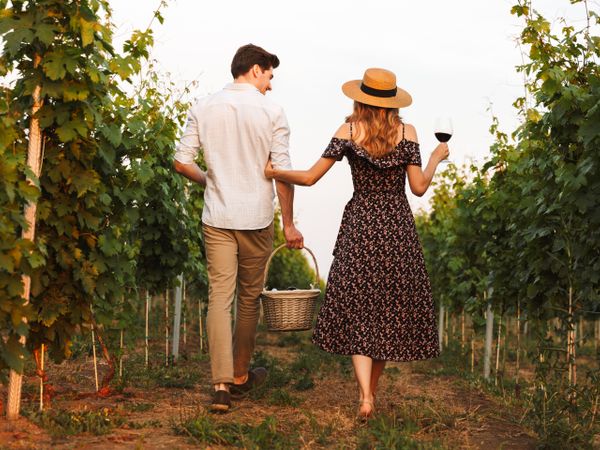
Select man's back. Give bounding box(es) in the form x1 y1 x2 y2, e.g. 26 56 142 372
175 83 292 230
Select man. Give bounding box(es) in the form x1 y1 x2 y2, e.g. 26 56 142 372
173 44 303 412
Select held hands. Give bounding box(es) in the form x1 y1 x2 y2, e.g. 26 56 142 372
264 160 275 179
433 143 450 163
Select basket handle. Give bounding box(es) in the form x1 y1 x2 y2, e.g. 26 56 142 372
262 244 320 290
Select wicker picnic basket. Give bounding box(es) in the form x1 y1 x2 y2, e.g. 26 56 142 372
260 244 321 332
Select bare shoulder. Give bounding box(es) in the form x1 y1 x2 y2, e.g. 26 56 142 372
402 123 418 143
333 123 351 139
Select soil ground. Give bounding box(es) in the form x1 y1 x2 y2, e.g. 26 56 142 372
0 329 543 449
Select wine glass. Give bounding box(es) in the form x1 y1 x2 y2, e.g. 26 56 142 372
434 117 453 164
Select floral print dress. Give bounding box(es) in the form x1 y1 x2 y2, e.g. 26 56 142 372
312 128 440 362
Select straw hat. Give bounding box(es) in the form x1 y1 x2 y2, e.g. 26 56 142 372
342 68 412 108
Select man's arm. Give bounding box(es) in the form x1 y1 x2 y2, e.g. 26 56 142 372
275 180 303 249
174 160 207 186
271 107 303 248
173 107 206 186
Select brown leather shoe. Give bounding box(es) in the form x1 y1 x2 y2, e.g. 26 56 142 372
230 367 268 399
210 389 231 413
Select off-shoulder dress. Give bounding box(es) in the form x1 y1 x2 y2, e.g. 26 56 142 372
312 125 440 362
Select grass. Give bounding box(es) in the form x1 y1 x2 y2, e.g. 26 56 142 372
268 388 302 407
356 401 459 450
172 412 298 448
276 332 304 347
116 354 204 390
293 372 315 391
249 334 352 398
416 339 600 448
25 407 124 437
126 402 155 413
304 411 337 446
126 419 163 429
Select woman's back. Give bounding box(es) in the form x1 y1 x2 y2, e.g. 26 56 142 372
324 122 421 195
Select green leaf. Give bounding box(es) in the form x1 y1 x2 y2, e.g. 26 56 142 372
109 57 134 79
56 119 88 142
79 18 95 47
26 251 45 269
1 335 28 373
34 23 57 45
3 28 34 56
42 49 79 81
62 81 90 102
98 193 111 205
6 277 22 297
99 124 122 146
42 50 67 80
0 253 15 272
39 300 67 327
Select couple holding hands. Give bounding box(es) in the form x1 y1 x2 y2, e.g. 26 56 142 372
174 44 447 417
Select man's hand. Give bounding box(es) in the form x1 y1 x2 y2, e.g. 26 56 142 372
283 223 304 249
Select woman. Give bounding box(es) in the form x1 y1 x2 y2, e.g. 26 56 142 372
265 68 448 419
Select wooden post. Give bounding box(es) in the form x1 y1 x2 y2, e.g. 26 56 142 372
568 286 576 387
594 318 600 354
438 304 445 353
172 275 183 361
495 315 503 385
145 292 149 368
6 53 44 420
119 329 124 379
39 344 45 412
92 328 99 392
470 330 475 374
483 292 494 380
461 311 466 352
199 297 204 353
516 300 521 385
183 279 187 349
444 308 449 348
503 316 509 374
165 290 169 366
183 314 187 348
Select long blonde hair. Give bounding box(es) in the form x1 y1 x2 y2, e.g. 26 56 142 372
346 101 402 158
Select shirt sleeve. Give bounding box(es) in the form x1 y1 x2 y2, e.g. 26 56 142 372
269 107 293 170
321 138 346 161
174 108 202 164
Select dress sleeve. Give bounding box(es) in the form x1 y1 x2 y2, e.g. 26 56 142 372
402 141 422 166
321 138 347 161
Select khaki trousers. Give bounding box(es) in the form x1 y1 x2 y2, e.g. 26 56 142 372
202 222 274 384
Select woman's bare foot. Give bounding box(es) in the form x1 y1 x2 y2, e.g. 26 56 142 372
358 396 375 420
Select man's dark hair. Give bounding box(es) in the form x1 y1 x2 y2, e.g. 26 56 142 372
231 44 280 78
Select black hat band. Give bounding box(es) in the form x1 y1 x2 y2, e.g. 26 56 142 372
360 83 397 98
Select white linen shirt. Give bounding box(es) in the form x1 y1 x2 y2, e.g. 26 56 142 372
174 83 292 230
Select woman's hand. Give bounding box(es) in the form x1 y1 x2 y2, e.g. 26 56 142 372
264 159 275 179
432 143 449 163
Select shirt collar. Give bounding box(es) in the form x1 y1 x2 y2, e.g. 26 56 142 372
224 82 260 92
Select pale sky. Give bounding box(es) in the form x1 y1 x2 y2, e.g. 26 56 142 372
109 0 590 278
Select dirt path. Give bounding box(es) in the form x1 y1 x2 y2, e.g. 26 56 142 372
0 331 537 449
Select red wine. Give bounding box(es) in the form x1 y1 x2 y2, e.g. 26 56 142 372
435 132 452 142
